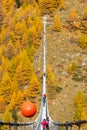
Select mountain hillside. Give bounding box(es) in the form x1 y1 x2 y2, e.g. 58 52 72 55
0 0 87 123
34 0 87 122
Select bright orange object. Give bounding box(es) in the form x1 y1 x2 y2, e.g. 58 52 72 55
21 101 37 117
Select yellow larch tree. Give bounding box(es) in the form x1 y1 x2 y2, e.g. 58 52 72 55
52 14 62 32
59 0 66 10
3 40 14 59
46 64 58 99
74 91 87 120
2 108 12 130
83 6 87 20
0 27 8 45
14 22 23 41
14 49 33 89
69 9 79 22
8 92 17 111
14 19 29 48
0 2 4 28
8 55 20 78
26 45 35 62
1 56 9 73
34 16 43 39
2 0 15 14
11 80 19 94
0 96 6 112
3 108 12 122
14 40 21 54
0 65 3 81
27 17 33 27
22 32 29 48
68 9 80 28
38 0 55 15
23 74 41 99
0 72 12 104
28 25 39 47
79 33 87 48
53 0 60 8
4 93 18 122
15 90 24 110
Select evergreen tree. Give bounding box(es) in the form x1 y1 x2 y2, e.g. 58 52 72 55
15 0 21 8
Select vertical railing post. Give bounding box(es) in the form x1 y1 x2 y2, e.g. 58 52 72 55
9 125 11 130
65 125 69 130
25 125 29 130
31 125 34 130
14 125 18 130
70 125 72 130
20 125 23 130
57 124 60 130
65 122 69 130
77 124 80 130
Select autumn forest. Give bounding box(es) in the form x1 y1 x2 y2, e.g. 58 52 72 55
0 0 87 124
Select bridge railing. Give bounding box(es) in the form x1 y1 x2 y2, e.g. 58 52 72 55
0 119 87 130
50 119 87 130
0 121 37 130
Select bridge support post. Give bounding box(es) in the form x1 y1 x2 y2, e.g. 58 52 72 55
78 124 80 130
57 125 60 130
65 125 69 130
65 121 69 130
31 125 34 130
9 125 11 130
70 125 72 130
25 125 29 130
14 125 18 130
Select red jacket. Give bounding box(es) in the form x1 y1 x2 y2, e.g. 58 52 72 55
41 120 48 128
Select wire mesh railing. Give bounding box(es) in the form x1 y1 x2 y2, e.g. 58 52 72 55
50 119 87 130
0 121 37 130
0 119 87 130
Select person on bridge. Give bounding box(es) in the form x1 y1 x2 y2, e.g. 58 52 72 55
46 117 49 130
43 94 46 106
41 119 48 130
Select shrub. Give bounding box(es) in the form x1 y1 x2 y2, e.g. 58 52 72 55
79 33 87 49
56 86 62 93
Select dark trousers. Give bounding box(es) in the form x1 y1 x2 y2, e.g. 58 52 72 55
46 125 49 130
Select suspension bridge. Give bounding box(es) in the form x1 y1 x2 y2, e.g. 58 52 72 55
0 17 87 130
